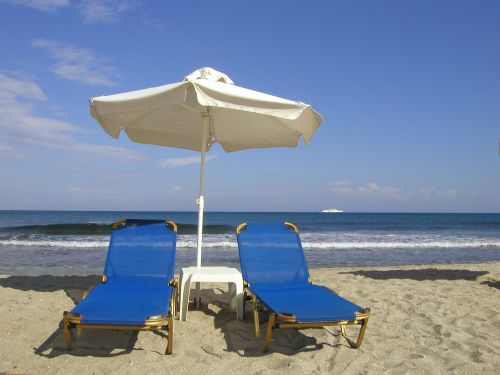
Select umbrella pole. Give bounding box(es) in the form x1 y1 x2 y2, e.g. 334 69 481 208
197 109 210 267
194 109 209 307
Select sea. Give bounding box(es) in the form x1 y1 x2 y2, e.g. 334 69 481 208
0 211 499 276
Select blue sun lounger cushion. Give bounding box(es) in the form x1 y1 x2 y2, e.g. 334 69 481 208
236 222 370 352
63 219 178 354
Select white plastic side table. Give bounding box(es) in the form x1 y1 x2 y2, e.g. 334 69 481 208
179 267 244 321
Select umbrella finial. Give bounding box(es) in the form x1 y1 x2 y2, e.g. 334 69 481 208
184 67 234 84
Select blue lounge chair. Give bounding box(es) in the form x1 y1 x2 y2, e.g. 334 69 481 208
63 219 178 354
236 222 370 352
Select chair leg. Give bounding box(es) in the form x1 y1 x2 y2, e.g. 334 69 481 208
264 313 276 352
340 324 347 337
171 288 177 319
166 315 174 355
341 316 369 349
243 291 251 318
252 295 260 337
63 313 73 351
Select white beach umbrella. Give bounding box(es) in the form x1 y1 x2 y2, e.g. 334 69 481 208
89 67 322 267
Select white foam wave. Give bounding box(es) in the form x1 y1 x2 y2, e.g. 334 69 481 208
0 239 108 248
177 240 237 248
1 237 500 250
301 240 500 249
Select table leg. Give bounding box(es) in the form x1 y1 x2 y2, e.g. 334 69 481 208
180 274 192 321
194 282 201 308
228 282 236 311
235 280 244 320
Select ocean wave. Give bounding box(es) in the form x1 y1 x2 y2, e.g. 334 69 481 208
0 238 237 249
301 240 500 249
179 239 500 249
0 239 109 248
1 238 500 250
0 222 233 235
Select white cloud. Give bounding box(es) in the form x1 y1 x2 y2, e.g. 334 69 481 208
52 142 143 160
3 0 161 27
32 39 118 86
0 142 21 157
358 182 379 192
331 181 396 197
0 72 47 101
331 180 457 202
164 185 184 193
0 73 80 143
2 0 69 12
443 189 458 199
158 155 217 168
418 187 458 200
0 72 141 160
0 143 13 153
76 0 138 24
332 187 353 195
418 187 437 199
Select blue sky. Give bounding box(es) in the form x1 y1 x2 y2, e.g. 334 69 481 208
0 1 498 212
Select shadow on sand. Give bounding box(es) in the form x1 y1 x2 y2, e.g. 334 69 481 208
338 268 489 281
195 288 349 357
0 276 356 358
0 275 100 303
0 275 144 357
480 280 500 289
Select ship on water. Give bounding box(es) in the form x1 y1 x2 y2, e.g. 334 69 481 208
322 208 343 213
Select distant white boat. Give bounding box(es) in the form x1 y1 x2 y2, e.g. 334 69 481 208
322 208 343 213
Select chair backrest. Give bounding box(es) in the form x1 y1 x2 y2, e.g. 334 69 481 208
104 219 176 281
236 222 310 289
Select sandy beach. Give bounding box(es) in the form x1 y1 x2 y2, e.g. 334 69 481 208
0 262 499 375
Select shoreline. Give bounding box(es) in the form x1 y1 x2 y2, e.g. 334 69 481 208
2 246 500 277
1 262 499 374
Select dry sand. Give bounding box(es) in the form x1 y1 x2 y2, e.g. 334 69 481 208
0 262 499 375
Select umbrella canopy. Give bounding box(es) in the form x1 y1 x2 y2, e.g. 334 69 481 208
89 67 323 266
